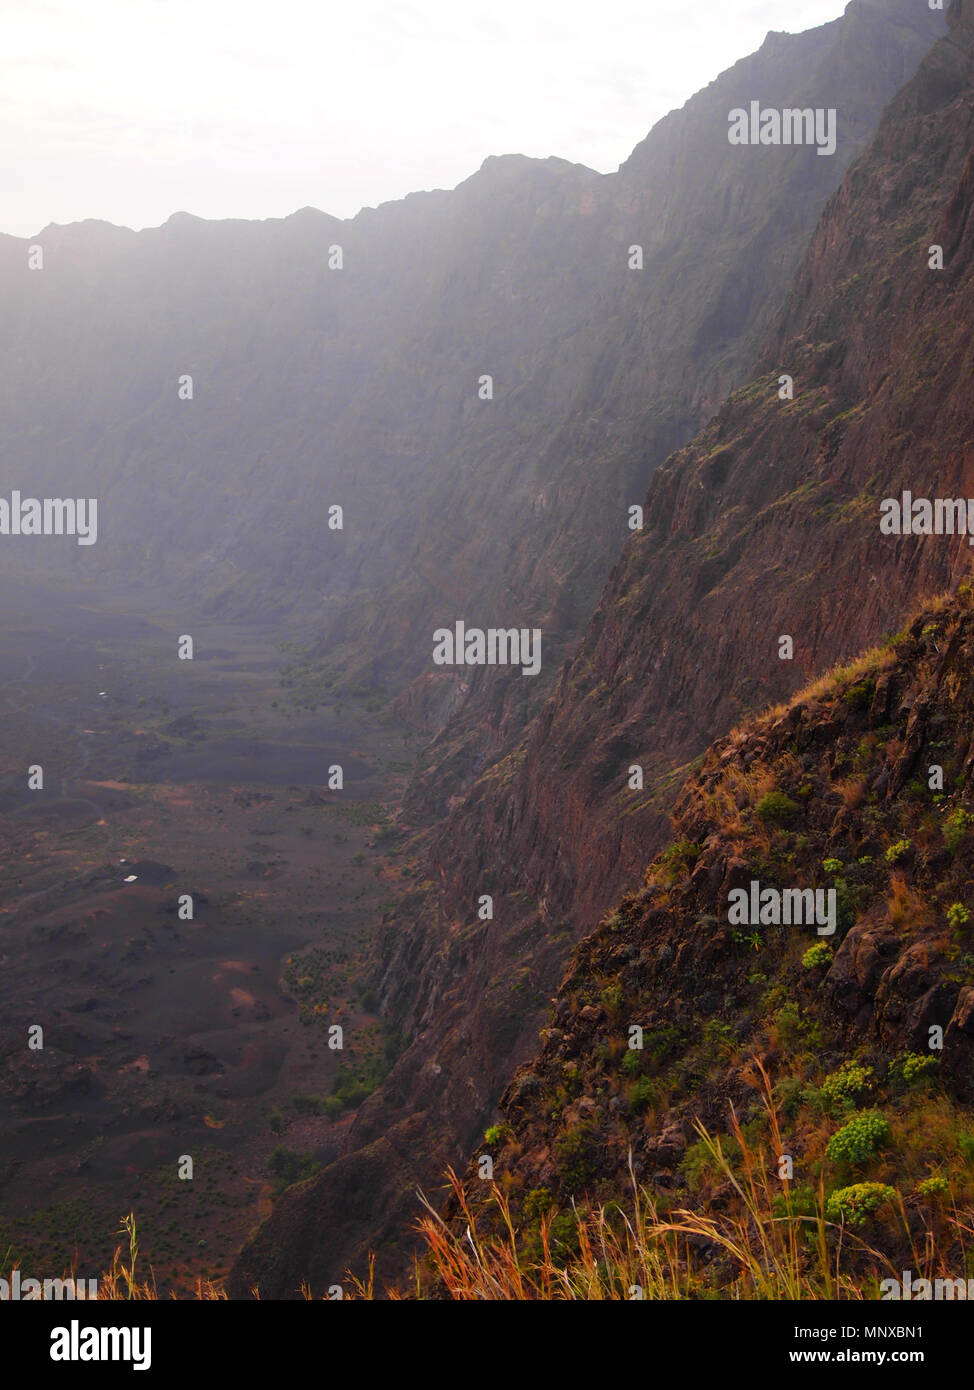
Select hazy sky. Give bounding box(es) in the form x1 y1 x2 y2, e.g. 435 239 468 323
2 0 849 236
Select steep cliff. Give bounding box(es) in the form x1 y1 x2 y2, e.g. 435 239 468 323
401 0 948 800
451 589 974 1291
0 0 941 733
429 0 974 939
227 0 973 1296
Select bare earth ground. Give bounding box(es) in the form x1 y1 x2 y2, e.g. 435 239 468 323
0 576 420 1295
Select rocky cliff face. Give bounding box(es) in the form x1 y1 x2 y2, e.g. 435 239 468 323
227 0 974 1295
0 1 940 729
401 0 948 804
432 0 974 941
451 589 974 1289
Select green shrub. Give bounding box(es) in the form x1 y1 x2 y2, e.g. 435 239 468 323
621 1048 644 1078
944 807 974 853
679 1135 727 1192
774 1074 805 1120
548 1211 580 1255
562 1061 583 1095
556 1124 600 1194
820 1060 874 1112
822 858 843 876
957 1131 974 1161
888 1052 939 1087
947 902 970 932
291 1092 324 1116
842 682 873 712
266 1145 320 1193
523 1188 553 1222
802 943 833 970
757 791 800 825
774 1001 823 1051
330 1076 372 1109
826 1110 891 1165
826 1182 897 1227
832 875 862 935
629 1077 655 1114
659 840 701 883
884 839 911 865
773 1184 818 1219
600 984 625 1017
484 1123 507 1146
644 1025 684 1062
916 1175 949 1200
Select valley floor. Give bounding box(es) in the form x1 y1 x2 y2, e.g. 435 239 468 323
0 576 420 1295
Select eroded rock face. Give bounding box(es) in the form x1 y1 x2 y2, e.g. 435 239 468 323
229 3 969 1296
448 594 974 1268
828 920 901 1005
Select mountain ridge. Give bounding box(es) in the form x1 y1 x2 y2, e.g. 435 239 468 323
226 0 966 1296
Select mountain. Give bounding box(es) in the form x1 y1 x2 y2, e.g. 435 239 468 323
448 587 974 1292
397 0 950 800
227 0 971 1296
0 0 941 739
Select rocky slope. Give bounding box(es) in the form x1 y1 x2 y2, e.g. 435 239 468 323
452 589 974 1288
431 0 974 938
227 0 974 1295
401 0 948 800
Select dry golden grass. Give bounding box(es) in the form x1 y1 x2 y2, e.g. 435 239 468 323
697 762 780 848
887 872 936 933
10 1073 968 1302
836 776 868 811
387 1067 891 1300
367 1063 968 1301
724 585 967 745
735 649 901 741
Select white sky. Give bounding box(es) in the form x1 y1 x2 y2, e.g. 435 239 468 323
1 0 848 236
